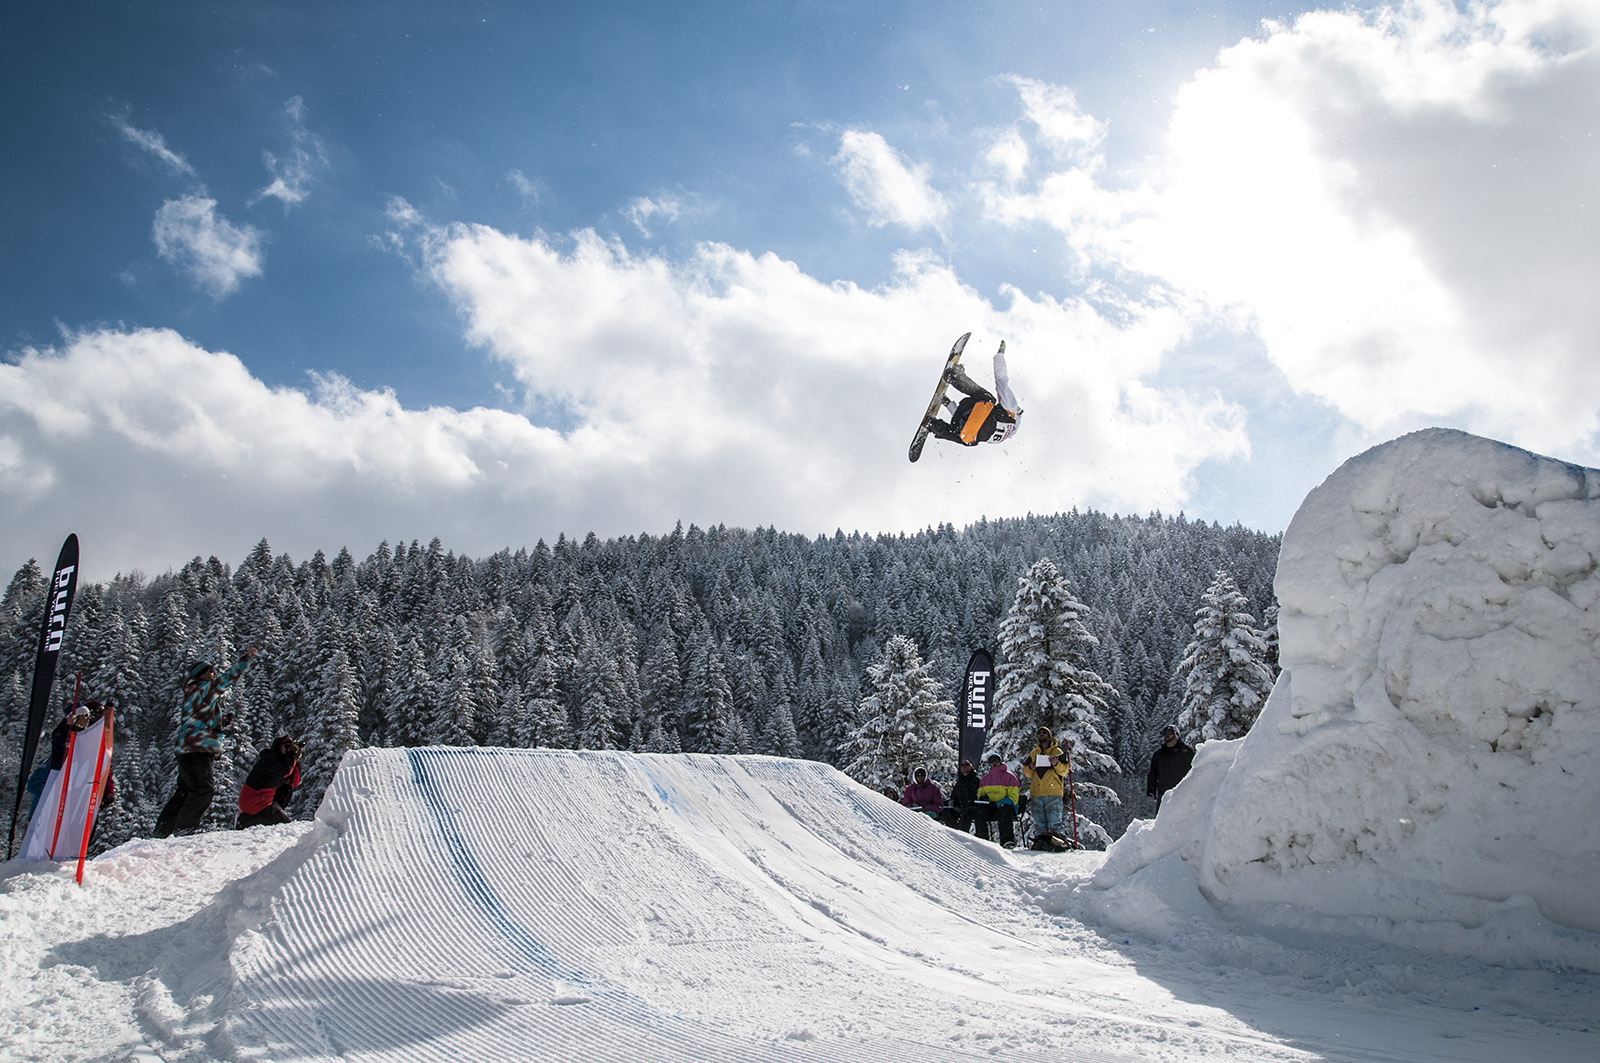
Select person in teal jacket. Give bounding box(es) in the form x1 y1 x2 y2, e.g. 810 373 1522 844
155 647 258 837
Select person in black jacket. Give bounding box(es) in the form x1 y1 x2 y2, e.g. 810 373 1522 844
236 735 302 829
946 759 981 833
1146 725 1195 812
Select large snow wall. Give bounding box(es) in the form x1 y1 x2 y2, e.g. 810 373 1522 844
1096 429 1600 956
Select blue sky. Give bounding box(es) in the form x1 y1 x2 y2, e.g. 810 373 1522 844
4 0 1598 579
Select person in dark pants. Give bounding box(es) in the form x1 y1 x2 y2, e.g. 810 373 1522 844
947 759 980 832
155 648 258 838
976 753 1020 848
236 735 302 828
1146 725 1195 812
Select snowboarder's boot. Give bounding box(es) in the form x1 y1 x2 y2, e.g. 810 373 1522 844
943 362 995 404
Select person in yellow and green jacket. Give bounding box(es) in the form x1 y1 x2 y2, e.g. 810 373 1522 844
976 753 1019 848
1022 725 1070 843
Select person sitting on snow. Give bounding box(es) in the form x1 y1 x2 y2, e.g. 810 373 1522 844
901 767 945 818
976 753 1020 848
236 735 303 829
930 344 1021 448
947 758 981 831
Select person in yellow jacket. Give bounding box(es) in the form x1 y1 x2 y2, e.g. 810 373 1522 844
1021 725 1070 841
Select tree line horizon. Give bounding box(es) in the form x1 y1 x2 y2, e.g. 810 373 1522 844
0 509 1280 850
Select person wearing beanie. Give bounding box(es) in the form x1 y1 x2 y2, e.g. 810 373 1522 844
237 735 303 829
976 753 1020 848
155 647 259 837
1022 724 1070 844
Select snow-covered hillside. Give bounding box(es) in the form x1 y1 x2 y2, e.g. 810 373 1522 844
4 746 1597 1063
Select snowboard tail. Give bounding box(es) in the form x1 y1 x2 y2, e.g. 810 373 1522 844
908 332 971 463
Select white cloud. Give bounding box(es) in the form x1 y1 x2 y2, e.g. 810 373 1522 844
2 222 1248 576
0 328 566 576
1006 76 1105 157
984 0 1600 461
625 195 683 238
833 130 950 232
506 169 542 201
108 114 197 178
254 96 329 207
152 195 264 297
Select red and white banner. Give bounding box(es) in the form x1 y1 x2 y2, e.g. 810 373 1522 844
19 708 113 882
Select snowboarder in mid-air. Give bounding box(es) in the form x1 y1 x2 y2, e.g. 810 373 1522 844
908 333 1022 461
930 346 1021 448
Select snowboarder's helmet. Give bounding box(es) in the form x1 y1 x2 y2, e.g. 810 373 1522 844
186 661 214 682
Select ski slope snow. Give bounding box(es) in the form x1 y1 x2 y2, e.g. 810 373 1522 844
4 746 1597 1063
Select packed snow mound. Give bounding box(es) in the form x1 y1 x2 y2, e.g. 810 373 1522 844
209 747 1173 1063
1096 429 1600 961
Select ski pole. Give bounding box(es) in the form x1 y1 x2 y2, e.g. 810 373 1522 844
1065 741 1079 851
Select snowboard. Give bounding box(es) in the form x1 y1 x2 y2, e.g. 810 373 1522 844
908 332 971 463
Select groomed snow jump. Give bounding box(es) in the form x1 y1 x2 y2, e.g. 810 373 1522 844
220 749 1189 1063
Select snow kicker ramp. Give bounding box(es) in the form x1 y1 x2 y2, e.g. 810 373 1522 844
220 748 1167 1063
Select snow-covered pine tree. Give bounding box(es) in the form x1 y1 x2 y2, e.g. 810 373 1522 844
574 654 621 750
383 638 432 747
991 557 1122 845
639 630 683 747
843 635 955 794
297 647 362 812
520 653 570 749
1174 569 1275 743
681 634 736 754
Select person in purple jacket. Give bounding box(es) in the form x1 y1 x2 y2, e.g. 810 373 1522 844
901 767 945 818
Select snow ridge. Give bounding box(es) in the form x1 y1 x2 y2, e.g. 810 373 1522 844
1096 429 1600 968
220 747 1127 1062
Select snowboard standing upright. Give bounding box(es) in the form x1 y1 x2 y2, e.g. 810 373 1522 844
908 332 971 462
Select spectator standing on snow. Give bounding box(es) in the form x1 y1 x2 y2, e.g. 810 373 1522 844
155 647 259 838
236 735 303 829
901 767 945 818
1146 725 1195 812
1022 725 1070 843
976 753 1019 848
947 759 980 832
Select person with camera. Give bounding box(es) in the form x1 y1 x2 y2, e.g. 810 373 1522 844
236 735 303 829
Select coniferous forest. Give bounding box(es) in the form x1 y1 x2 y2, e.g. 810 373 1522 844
1 511 1279 852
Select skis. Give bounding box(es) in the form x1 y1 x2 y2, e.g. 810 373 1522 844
908 332 970 463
